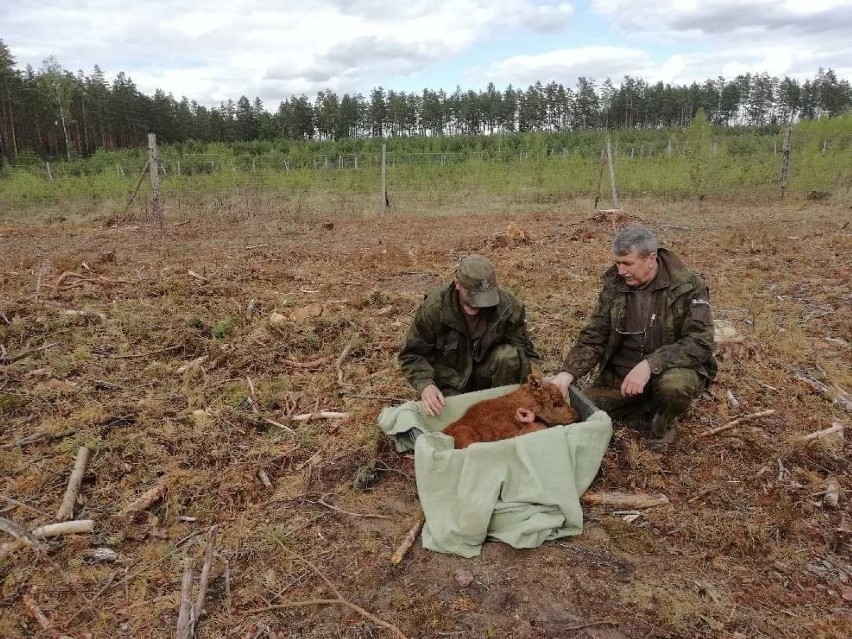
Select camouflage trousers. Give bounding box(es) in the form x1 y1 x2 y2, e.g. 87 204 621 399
448 344 530 396
583 366 706 436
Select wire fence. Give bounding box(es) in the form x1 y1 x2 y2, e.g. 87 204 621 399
2 135 851 222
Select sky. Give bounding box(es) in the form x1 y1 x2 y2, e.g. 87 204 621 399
3 0 852 109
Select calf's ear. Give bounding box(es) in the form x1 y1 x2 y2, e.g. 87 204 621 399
527 373 542 389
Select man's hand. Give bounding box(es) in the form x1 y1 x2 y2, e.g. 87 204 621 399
420 384 446 416
547 372 575 398
621 360 651 397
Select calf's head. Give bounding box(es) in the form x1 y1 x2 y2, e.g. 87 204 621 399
518 374 579 425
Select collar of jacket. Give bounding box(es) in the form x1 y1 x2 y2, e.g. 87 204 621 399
610 247 691 294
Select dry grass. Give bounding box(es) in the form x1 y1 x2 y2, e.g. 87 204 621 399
0 197 850 638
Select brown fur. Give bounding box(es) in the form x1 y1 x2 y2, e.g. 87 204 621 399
443 374 580 449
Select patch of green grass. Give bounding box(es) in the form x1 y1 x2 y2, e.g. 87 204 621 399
212 315 235 339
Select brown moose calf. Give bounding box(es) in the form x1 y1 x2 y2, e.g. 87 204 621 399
443 375 580 449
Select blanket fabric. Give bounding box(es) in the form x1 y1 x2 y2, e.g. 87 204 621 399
378 384 612 558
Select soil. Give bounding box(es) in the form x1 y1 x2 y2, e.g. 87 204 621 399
0 199 850 638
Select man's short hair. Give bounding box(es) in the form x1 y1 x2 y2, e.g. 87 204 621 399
613 226 658 257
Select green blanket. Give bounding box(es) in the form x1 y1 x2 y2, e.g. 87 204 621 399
378 384 612 558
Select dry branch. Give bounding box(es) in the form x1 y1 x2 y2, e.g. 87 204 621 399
290 411 350 422
257 469 273 489
175 558 194 639
0 520 95 558
314 498 391 520
794 373 852 413
117 476 169 519
56 446 90 521
0 516 43 551
0 341 59 365
245 376 260 414
335 343 352 386
824 476 839 508
698 409 775 438
194 525 218 623
262 417 295 435
22 593 75 639
581 491 670 509
187 270 208 283
105 344 181 360
800 421 847 442
176 355 208 374
391 516 424 565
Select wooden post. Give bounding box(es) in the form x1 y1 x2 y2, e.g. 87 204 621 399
605 135 619 209
380 143 388 215
46 162 53 181
779 118 792 199
354 155 358 170
593 145 606 211
147 133 162 223
252 157 256 173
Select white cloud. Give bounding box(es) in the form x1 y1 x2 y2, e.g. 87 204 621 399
477 46 651 87
2 0 576 106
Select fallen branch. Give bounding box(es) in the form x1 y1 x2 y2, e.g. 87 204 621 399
335 344 352 386
257 470 273 489
187 270 208 283
391 516 424 564
314 498 391 520
290 411 350 422
245 376 260 414
117 476 169 520
349 394 410 403
262 417 295 435
698 409 775 438
824 476 839 508
23 593 75 639
0 516 44 551
581 491 670 509
0 341 59 365
105 344 182 360
175 558 194 639
194 525 218 623
726 389 740 409
0 428 77 450
56 446 90 521
0 519 95 559
243 542 407 639
794 373 852 413
800 421 847 442
176 355 208 374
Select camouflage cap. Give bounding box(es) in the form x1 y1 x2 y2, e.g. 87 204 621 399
455 254 499 307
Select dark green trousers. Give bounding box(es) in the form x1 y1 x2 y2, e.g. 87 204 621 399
454 344 529 395
583 366 705 436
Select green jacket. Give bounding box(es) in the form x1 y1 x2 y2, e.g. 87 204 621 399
399 283 541 394
562 248 717 381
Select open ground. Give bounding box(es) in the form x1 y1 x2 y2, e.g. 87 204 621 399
0 197 850 638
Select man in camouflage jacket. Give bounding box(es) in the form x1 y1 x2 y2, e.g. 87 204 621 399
399 255 542 416
551 226 717 450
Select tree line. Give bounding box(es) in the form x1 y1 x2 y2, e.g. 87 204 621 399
1 39 850 162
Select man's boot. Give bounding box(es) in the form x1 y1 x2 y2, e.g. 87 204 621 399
647 411 676 452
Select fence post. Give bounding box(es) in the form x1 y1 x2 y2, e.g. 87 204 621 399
354 155 358 170
147 133 163 223
779 118 792 199
380 143 388 215
605 136 619 209
46 162 53 181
